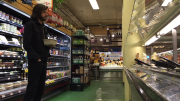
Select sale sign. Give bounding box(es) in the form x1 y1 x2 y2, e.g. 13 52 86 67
36 0 53 8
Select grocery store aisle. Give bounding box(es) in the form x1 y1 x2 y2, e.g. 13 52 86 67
45 80 125 101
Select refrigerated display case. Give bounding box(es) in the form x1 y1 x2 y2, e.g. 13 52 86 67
124 65 180 101
0 1 71 101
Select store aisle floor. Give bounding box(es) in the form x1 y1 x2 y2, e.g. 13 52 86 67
45 80 124 101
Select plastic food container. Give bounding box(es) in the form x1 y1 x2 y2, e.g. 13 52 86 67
2 12 6 19
0 11 2 17
5 14 9 21
9 15 13 22
43 39 57 46
4 83 13 90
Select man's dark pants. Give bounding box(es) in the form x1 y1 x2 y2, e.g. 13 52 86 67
23 59 47 101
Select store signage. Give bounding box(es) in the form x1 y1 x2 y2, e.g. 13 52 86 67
36 0 53 8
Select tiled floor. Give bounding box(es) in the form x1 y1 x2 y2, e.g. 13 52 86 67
45 80 125 101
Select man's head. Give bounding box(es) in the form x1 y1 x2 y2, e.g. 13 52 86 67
31 4 48 21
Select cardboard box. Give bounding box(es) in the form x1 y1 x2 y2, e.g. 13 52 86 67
90 57 95 64
95 54 100 60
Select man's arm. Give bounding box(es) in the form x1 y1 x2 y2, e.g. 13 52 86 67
23 22 40 61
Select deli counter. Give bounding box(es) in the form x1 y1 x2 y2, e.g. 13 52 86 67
124 65 180 101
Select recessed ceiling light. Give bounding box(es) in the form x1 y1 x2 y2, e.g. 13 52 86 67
89 0 99 10
161 0 172 6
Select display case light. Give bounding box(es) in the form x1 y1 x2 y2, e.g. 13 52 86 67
112 34 114 37
145 35 160 46
100 38 103 41
2 3 30 18
89 0 99 10
159 14 180 35
161 0 172 6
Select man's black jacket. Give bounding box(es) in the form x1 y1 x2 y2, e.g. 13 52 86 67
23 19 49 61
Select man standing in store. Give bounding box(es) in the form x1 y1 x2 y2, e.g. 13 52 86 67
23 4 50 101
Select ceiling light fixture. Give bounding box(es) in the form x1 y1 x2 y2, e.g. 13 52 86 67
161 0 172 6
159 14 180 35
145 36 160 46
89 0 99 10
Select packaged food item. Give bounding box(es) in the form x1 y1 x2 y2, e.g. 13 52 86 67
16 18 19 24
2 12 6 19
52 13 58 23
0 11 2 17
57 15 63 26
19 19 23 25
5 14 9 21
13 81 21 88
0 26 2 30
13 17 16 23
63 20 66 27
4 83 13 90
21 80 28 86
9 15 14 22
1 23 7 31
73 27 76 33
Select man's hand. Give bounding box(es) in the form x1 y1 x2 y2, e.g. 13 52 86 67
38 59 41 62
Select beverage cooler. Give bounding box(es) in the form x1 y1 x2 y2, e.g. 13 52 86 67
0 1 71 101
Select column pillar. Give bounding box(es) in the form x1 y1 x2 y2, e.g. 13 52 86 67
172 29 177 62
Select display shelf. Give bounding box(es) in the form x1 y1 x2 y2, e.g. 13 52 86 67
0 86 26 100
50 54 68 58
72 44 90 48
0 66 21 70
72 35 88 40
0 77 21 83
46 76 70 85
0 76 70 100
72 54 90 56
71 73 89 76
0 18 23 28
0 44 21 48
72 64 89 65
0 55 21 59
0 30 23 38
47 66 69 69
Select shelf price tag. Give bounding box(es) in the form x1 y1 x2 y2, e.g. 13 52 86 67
18 90 21 93
1 55 4 57
7 55 10 57
8 67 10 69
0 67 2 69
13 55 16 57
3 67 5 69
2 95 5 98
10 93 13 95
8 78 10 80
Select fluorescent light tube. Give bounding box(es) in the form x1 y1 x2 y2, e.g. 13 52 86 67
161 0 172 6
159 14 180 35
89 0 99 9
145 36 160 46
